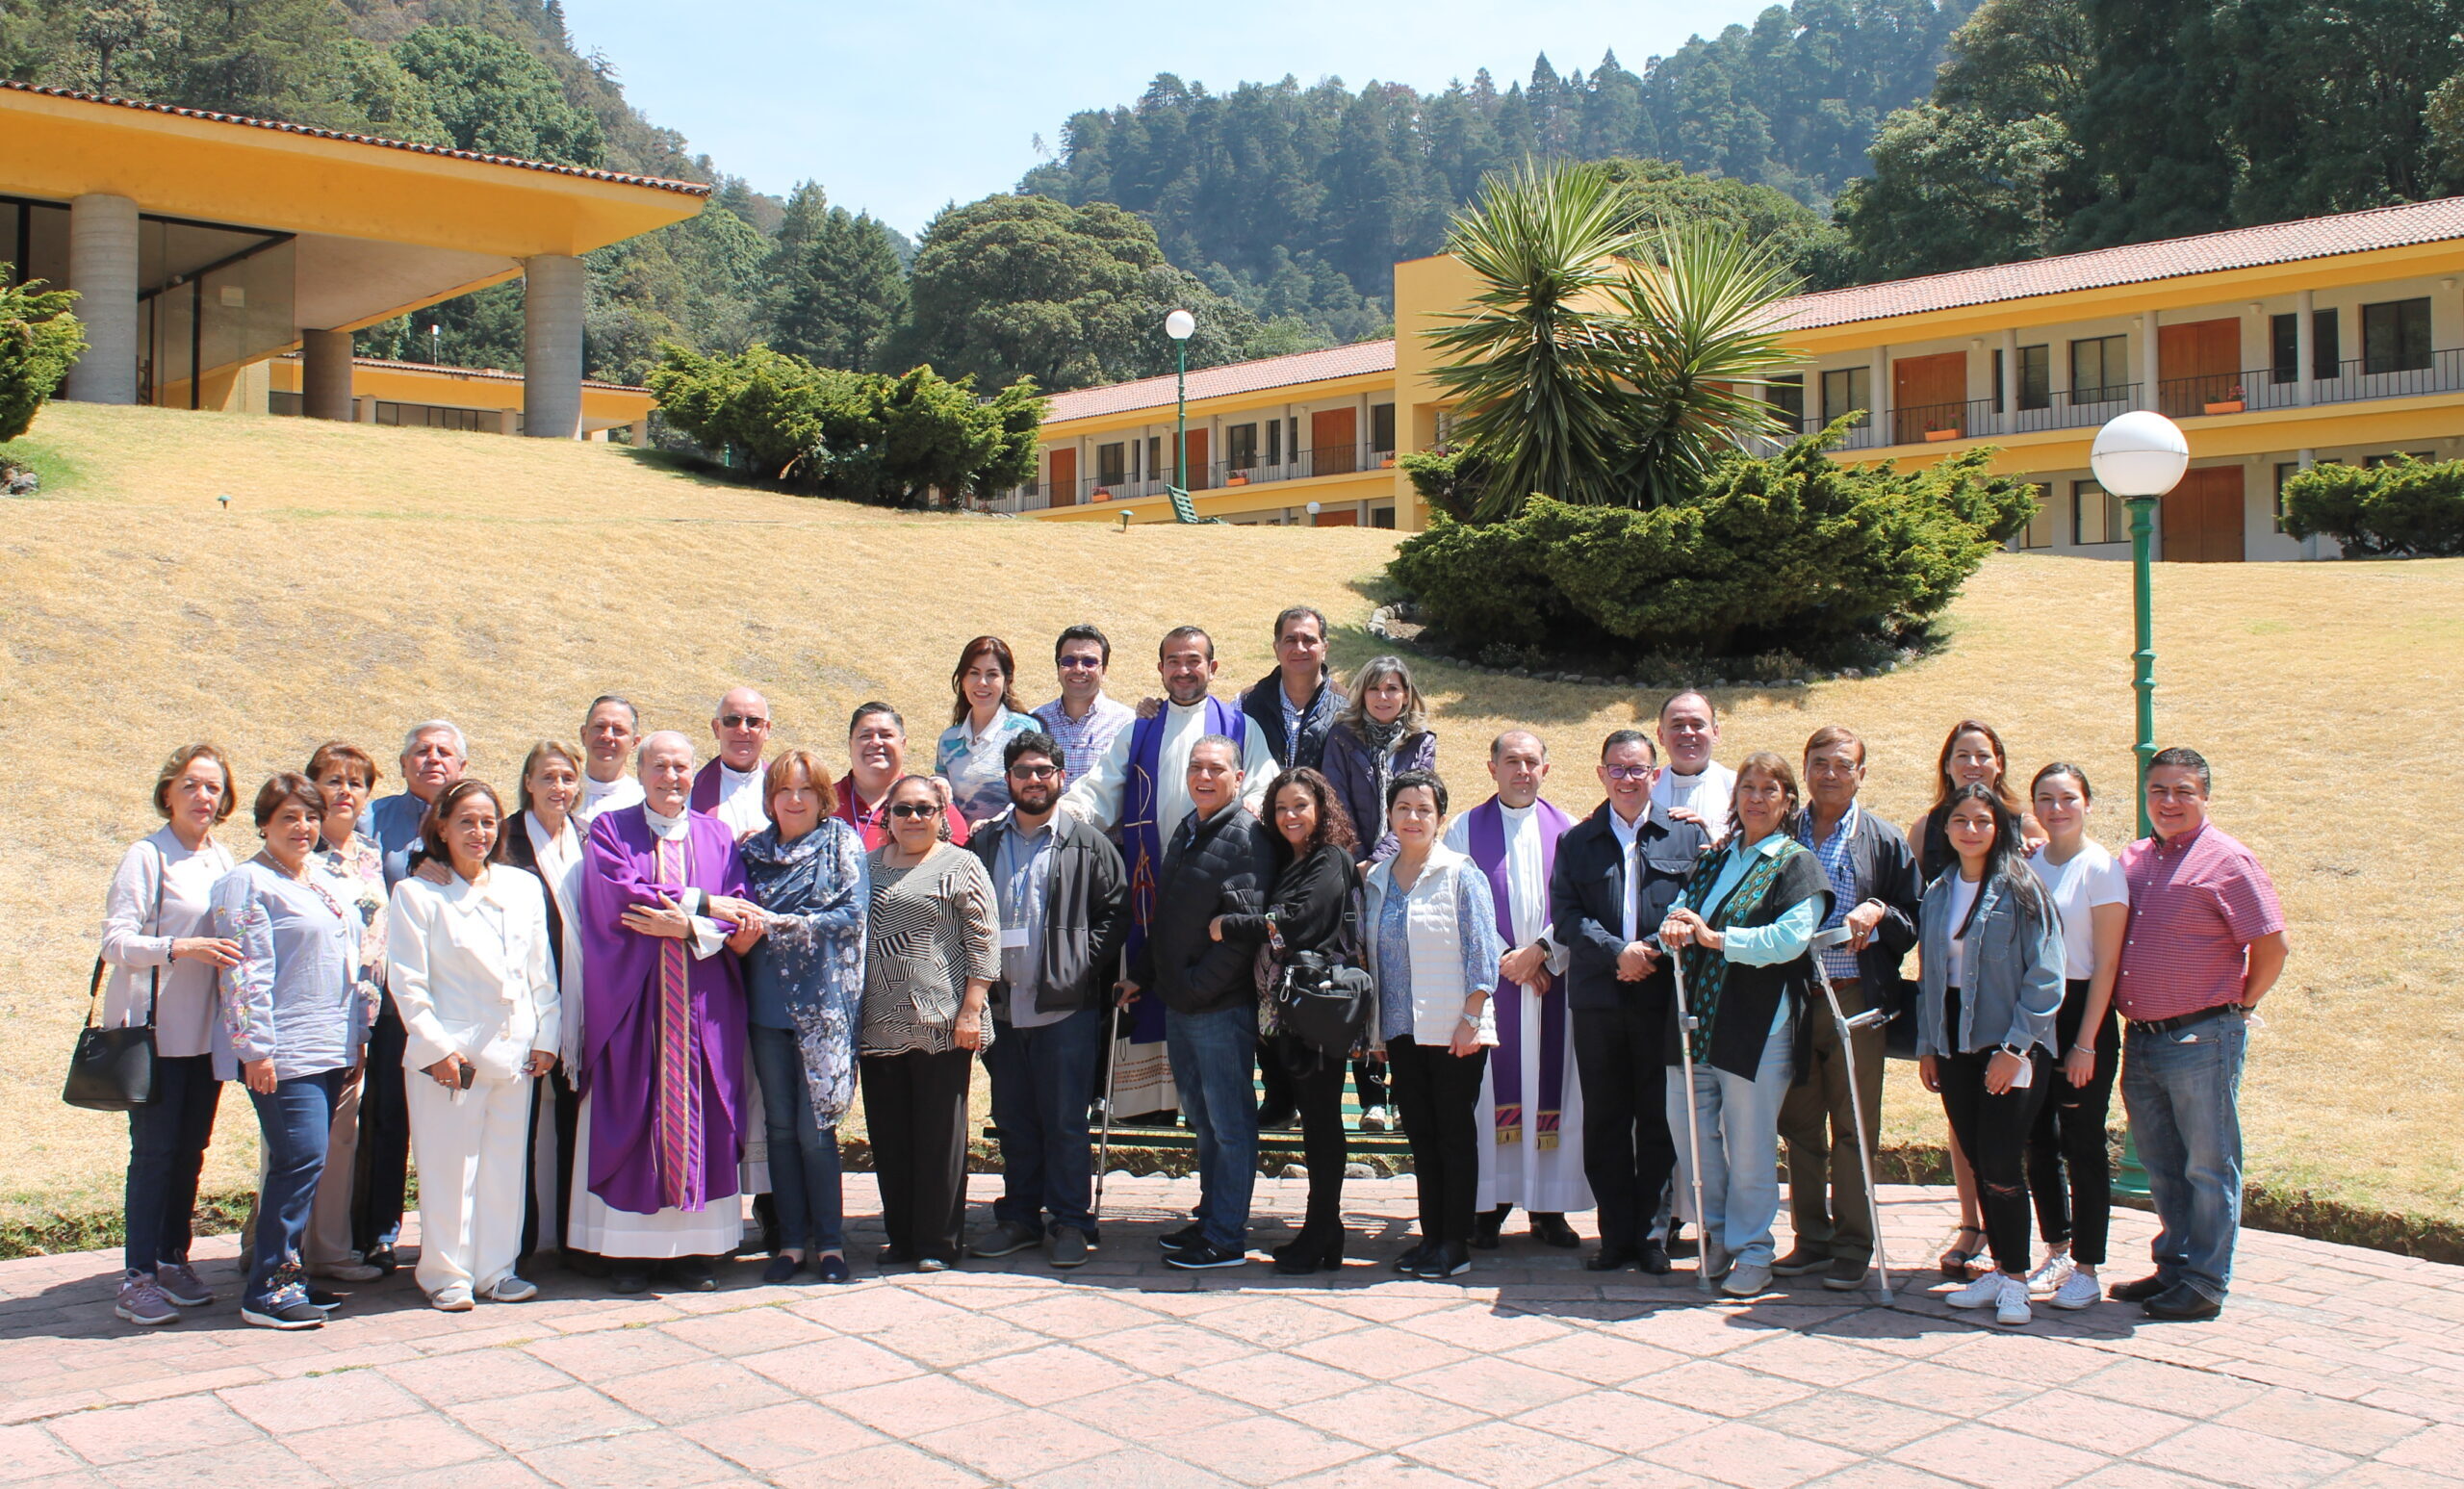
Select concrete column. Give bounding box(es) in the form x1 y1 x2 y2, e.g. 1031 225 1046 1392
300 329 354 422
355 396 375 424
521 253 586 439
2295 290 2316 407
2139 310 2160 411
1997 328 2019 424
499 408 520 436
64 193 140 404
627 418 649 445
1869 345 1889 442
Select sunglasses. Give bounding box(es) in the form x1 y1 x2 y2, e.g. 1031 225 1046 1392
1008 764 1061 781
1604 764 1655 781
886 802 937 819
1057 655 1104 670
719 714 770 730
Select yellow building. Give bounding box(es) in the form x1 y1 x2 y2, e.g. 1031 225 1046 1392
2 80 705 436
1009 196 2464 560
266 354 654 441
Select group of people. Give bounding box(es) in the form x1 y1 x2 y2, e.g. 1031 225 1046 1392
93 604 2288 1334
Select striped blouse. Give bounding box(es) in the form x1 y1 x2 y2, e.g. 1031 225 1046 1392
860 842 1000 1057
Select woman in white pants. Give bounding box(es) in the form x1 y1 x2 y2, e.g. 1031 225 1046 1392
387 780 558 1310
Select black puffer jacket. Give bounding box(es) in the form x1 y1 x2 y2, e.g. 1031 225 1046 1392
1129 804 1275 1016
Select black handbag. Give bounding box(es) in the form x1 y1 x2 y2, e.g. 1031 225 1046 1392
63 848 165 1112
1271 886 1373 1062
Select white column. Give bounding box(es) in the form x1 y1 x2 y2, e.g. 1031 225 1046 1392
64 193 140 405
1997 328 2019 425
2295 290 2316 408
521 253 586 439
2139 310 2160 411
300 329 354 422
355 396 376 424
627 417 649 445
1870 346 1890 443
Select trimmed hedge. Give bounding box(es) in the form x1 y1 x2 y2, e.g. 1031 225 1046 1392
2282 456 2464 557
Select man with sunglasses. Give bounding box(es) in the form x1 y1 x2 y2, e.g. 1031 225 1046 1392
691 686 774 840
1549 730 1710 1273
1032 626 1135 791
965 732 1130 1269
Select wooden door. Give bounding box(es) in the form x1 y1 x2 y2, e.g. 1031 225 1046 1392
1314 508 1358 526
1891 352 1966 444
2162 466 2246 562
1311 407 1358 475
1047 447 1076 507
1180 428 1209 490
2159 319 2243 417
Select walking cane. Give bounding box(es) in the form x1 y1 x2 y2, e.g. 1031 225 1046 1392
1808 925 1894 1301
1665 937 1715 1296
1091 998 1123 1227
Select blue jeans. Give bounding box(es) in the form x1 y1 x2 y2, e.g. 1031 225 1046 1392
124 1053 221 1273
246 1068 345 1306
1666 1018 1794 1270
749 1024 845 1255
1167 1003 1259 1251
2122 1013 2246 1303
985 1007 1103 1239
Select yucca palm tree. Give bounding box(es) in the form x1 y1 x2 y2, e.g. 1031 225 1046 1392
1425 162 1803 521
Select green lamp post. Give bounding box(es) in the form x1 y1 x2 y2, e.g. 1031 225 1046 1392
2089 409 2190 1201
1165 308 1195 495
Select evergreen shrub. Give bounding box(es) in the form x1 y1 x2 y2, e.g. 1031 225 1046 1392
2281 457 2464 558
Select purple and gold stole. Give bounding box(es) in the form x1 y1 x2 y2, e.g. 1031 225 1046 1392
1466 797 1574 1149
652 836 705 1210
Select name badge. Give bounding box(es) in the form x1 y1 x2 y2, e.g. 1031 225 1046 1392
1000 927 1030 949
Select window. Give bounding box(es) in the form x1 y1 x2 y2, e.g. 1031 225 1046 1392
2362 449 2435 469
1095 443 1125 488
2021 482 2055 550
2073 478 2126 545
2069 335 2128 403
2273 462 2300 534
2271 314 2299 384
2361 297 2432 375
1267 418 1284 466
1821 367 1870 426
2018 345 2050 410
1371 505 1398 529
1225 423 1259 471
1762 374 1806 426
2314 308 2341 378
1370 402 1397 453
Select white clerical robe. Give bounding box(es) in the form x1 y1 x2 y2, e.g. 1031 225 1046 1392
709 761 769 838
1448 805 1593 1215
578 771 645 825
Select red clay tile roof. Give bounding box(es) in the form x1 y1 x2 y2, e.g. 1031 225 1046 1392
1041 339 1397 423
275 351 648 393
1779 195 2464 330
1 81 711 196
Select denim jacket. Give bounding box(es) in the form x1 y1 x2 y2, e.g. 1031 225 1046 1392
1915 869 2065 1058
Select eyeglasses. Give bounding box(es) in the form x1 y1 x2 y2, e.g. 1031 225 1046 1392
886 803 937 819
1603 764 1655 781
719 715 770 730
1008 764 1061 781
1057 656 1104 670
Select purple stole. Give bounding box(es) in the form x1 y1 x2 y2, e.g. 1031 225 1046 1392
1466 795 1574 1148
1119 697 1245 1045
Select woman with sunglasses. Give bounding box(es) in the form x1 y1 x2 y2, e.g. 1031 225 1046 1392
1916 783 2066 1326
860 775 998 1271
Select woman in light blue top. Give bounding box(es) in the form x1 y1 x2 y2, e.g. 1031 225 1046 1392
1362 769 1503 1282
936 634 1041 826
1657 752 1832 1298
211 773 365 1331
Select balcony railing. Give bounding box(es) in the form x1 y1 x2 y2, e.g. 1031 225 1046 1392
991 442 1399 513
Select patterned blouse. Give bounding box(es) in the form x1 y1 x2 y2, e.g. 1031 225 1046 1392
860 842 1000 1057
317 831 390 1032
935 706 1043 826
742 818 868 1126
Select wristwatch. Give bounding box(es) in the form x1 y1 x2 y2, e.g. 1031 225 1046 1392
1997 1041 2029 1060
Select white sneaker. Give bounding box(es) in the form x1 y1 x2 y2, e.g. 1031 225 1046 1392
428 1286 475 1312
2048 1270 2102 1310
1945 1271 2004 1309
1994 1273 2033 1326
1358 1106 1390 1133
2026 1250 2074 1297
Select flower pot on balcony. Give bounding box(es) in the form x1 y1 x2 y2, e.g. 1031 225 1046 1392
2203 399 2245 415
1923 427 1961 443
1091 487 1112 501
1225 474 1248 486
1380 453 1397 468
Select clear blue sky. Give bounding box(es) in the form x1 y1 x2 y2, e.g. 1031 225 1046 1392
560 1 1761 236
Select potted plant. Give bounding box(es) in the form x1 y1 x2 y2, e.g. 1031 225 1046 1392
2204 383 2246 415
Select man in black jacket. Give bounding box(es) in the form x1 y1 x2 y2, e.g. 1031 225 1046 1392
1773 725 1921 1290
967 732 1131 1269
1121 735 1275 1270
1550 730 1711 1273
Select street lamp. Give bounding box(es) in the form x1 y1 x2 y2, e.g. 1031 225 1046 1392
1165 309 1195 495
2090 411 2189 837
1305 500 1322 527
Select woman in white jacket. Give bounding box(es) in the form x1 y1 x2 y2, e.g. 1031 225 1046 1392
1363 769 1503 1282
387 780 558 1310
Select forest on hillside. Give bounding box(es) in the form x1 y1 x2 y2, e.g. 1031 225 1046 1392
10 1 2464 394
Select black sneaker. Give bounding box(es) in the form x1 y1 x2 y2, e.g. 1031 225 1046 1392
1163 1242 1248 1270
1159 1223 1207 1251
241 1294 325 1330
2109 1272 2169 1303
1414 1243 1473 1279
1770 1247 1830 1276
1390 1242 1434 1275
362 1245 399 1277
2143 1282 2222 1321
1636 1241 1675 1275
971 1221 1042 1259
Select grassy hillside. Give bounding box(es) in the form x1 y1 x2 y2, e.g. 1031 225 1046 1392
4 403 2458 1248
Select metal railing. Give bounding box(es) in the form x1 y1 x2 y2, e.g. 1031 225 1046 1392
992 442 1399 513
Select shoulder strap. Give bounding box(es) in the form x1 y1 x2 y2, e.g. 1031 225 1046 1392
141 843 167 1030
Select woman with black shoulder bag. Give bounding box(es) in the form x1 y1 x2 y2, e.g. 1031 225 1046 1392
91 744 242 1327
1213 766 1366 1274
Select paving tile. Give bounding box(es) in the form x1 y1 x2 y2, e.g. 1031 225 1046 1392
1077 1320 1259 1374
1635 1358 1819 1419
1930 1328 2116 1385
653 1306 834 1357
382 1350 578 1407
92 1438 332 1489
1174 1350 1365 1409
675 1400 887 1472
1398 1420 1619 1488
1392 1352 1590 1415
820 1373 1017 1437
986 1291 1166 1340
2135 1422 2362 1489
768 1441 988 1487
947 1340 1147 1406
911 1407 1122 1480
737 1333 923 1396
1050 1378 1256 1443
522 1327 711 1381
1013 1446 1239 1489
50 1396 262 1465
368 1460 552 1489
1164 1412 1367 1486
1282 1383 1490 1451
1195 1298 1371 1350
866 1311 1051 1370
1886 1423 2112 1489
1396 1304 1573 1352
2377 1424 2464 1475
2217 1388 2430 1456
1512 1388 1723 1455
218 1370 429 1433
1845 1359 2046 1418
282 1412 499 1479
1983 1386 2196 1455
1272 1453 1469 1489
1643 1419 1863 1489
2073 1357 2270 1419
1798 1462 1974 1489
1721 1332 1904 1387
2317 1469 2464 1489
517 1430 741 1488
445 1384 653 1452
0 1425 85 1482
591 1357 793 1425
1752 1392 1962 1453
1288 1325 1472 1381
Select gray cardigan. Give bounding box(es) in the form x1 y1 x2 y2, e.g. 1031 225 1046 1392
1914 869 2065 1058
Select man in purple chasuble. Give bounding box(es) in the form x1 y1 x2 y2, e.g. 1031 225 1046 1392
1444 731 1590 1250
574 732 764 1294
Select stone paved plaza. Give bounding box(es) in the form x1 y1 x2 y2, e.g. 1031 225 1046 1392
2 1174 2460 1488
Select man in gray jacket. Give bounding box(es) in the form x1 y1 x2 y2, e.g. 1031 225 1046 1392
966 731 1130 1268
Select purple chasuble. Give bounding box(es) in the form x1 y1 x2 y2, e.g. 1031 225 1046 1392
1465 795 1574 1148
688 759 726 815
578 806 752 1216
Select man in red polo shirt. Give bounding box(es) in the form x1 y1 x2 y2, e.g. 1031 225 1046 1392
2107 748 2289 1321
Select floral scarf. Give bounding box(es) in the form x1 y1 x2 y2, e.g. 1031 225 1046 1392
741 819 868 1125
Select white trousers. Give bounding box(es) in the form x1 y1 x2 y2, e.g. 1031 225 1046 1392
406 1072 532 1298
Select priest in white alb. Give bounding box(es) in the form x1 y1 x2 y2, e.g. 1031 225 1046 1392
1444 730 1590 1249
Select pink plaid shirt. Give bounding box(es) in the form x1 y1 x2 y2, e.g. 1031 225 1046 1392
2114 822 2284 1022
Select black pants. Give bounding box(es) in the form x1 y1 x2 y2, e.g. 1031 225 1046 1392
1938 1041 2053 1275
1278 1036 1351 1237
1388 1036 1487 1245
2028 978 2119 1267
1258 1037 1294 1117
1572 1000 1676 1254
124 1053 222 1273
519 1065 582 1260
861 1048 973 1263
350 997 412 1256
1352 1056 1388 1114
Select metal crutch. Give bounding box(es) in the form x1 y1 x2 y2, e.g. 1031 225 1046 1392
1807 925 1895 1300
1091 999 1123 1227
1666 937 1716 1296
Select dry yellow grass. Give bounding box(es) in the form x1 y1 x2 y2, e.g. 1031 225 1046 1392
3 401 2458 1240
